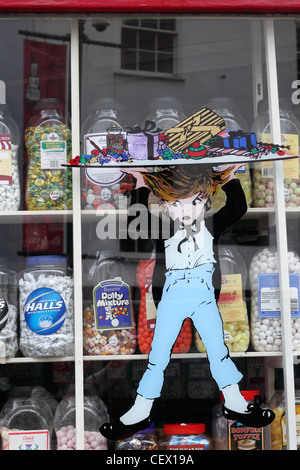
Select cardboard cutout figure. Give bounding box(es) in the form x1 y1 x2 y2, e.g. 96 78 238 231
99 163 275 440
68 106 293 440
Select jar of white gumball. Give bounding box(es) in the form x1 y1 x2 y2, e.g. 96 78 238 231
19 255 74 357
249 247 300 351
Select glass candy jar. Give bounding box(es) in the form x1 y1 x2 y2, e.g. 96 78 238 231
19 255 74 357
0 398 53 450
54 395 108 450
195 246 250 353
25 98 72 210
249 247 300 352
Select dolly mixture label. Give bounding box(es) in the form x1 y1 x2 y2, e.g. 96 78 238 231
93 278 133 330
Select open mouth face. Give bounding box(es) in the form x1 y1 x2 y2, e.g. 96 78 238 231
164 193 207 226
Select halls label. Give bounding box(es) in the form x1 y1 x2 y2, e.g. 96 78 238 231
24 287 66 335
93 278 133 330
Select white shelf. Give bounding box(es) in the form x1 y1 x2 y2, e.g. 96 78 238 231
0 210 73 223
0 206 298 224
5 350 300 364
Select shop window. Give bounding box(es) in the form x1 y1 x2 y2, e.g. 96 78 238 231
121 18 176 74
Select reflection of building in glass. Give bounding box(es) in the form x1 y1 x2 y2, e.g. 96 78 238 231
121 18 176 74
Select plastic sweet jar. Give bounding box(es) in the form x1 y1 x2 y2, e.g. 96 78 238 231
137 250 192 355
195 246 250 353
0 398 53 450
159 423 212 450
249 246 300 352
0 103 21 210
205 97 252 210
212 390 271 450
18 255 74 357
251 98 300 208
269 389 300 450
54 395 108 450
143 97 186 131
142 97 186 161
24 98 72 210
0 259 18 358
81 98 133 211
83 251 137 355
115 423 158 450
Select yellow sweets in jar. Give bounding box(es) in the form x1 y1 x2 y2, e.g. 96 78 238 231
194 301 250 353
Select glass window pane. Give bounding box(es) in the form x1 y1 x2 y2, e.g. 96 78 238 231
157 31 174 52
157 52 173 73
159 19 176 31
122 27 137 49
141 19 158 29
139 50 155 71
139 30 156 51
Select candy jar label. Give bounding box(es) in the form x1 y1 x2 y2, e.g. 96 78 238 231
0 135 12 185
228 421 265 450
24 287 66 335
7 430 49 450
257 273 300 318
40 140 67 169
93 278 133 330
0 297 8 331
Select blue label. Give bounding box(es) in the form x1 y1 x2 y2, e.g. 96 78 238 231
93 279 133 330
24 287 66 335
258 273 300 318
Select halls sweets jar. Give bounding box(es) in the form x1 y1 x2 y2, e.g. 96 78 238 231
19 255 74 357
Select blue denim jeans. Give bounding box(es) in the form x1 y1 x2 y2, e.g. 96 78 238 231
137 263 243 398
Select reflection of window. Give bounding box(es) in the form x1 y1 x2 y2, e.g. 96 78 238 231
121 19 176 74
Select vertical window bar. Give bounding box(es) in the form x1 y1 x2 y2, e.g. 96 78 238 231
264 18 297 451
71 17 85 452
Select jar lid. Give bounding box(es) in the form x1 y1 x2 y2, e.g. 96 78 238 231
163 423 205 435
148 97 183 112
33 98 62 111
26 255 68 266
138 422 155 434
220 390 259 401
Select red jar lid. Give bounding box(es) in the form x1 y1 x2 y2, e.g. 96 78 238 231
163 423 206 435
220 390 260 401
241 390 260 401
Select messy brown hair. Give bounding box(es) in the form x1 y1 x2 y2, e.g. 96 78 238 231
141 164 234 201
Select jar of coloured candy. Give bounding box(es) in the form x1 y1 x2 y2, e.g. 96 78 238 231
251 99 300 208
81 98 133 211
195 246 249 353
136 255 192 354
206 97 252 210
115 423 158 450
159 423 212 450
83 252 137 355
25 98 72 210
269 389 300 450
